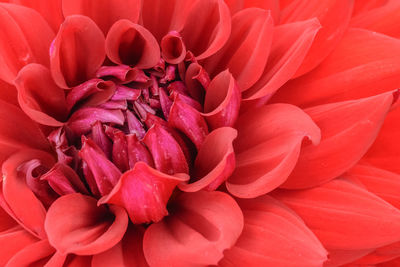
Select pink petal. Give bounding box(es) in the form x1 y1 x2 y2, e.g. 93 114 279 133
15 63 67 126
62 0 141 34
202 70 241 130
273 178 400 250
219 195 327 267
243 18 320 101
96 65 149 84
161 31 186 64
99 162 188 224
142 123 189 174
179 127 237 192
168 95 209 150
50 15 105 88
227 104 320 198
273 28 400 108
281 91 396 189
79 137 121 196
180 0 231 60
4 239 55 267
105 127 129 173
105 20 160 69
2 149 55 238
92 226 149 267
45 193 128 255
91 121 112 158
204 8 273 91
126 135 154 169
280 0 354 77
0 3 54 84
143 191 243 266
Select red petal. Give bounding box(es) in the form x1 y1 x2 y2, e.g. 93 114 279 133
273 28 400 108
0 227 38 266
323 249 373 267
202 70 241 130
79 138 121 196
0 3 54 84
143 191 243 266
219 196 327 267
15 63 67 126
9 0 63 32
181 0 231 60
0 206 17 232
5 239 55 267
160 31 186 65
105 20 160 69
227 104 320 198
243 18 320 101
50 15 105 88
141 0 196 42
126 135 154 169
377 257 400 267
352 242 400 265
273 178 400 250
62 0 141 34
280 0 354 77
363 107 400 174
0 79 18 106
45 193 128 255
1 149 55 238
179 127 237 192
282 91 396 189
351 1 400 39
92 226 149 267
99 162 188 224
142 123 188 174
168 95 209 150
352 0 388 15
204 8 273 91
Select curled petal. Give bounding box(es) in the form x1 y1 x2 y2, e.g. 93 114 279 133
143 124 188 174
99 162 189 224
181 0 231 60
227 104 320 198
282 91 396 189
143 191 243 266
179 127 237 192
106 20 160 69
184 63 207 103
141 0 196 41
273 28 400 108
273 178 400 250
204 8 273 91
280 0 354 77
96 65 149 84
2 149 55 238
202 70 241 130
62 0 141 34
15 63 67 126
45 193 128 255
168 95 209 150
219 196 327 267
50 15 105 88
92 226 148 267
126 135 154 169
0 3 54 84
243 18 320 101
4 239 55 267
161 31 186 64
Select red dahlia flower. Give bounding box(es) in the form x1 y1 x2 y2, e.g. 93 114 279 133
0 0 400 266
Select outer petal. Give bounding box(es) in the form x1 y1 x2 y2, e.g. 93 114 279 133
50 15 105 89
4 239 55 267
45 193 128 255
99 162 189 224
224 0 280 23
62 0 141 34
0 3 54 84
243 18 320 101
9 0 63 32
105 20 160 69
15 63 67 126
281 91 396 189
92 226 148 267
203 8 273 91
323 249 373 267
0 79 18 106
226 104 320 198
143 191 243 267
179 127 237 192
273 28 400 108
219 196 327 267
180 0 231 60
280 0 354 77
273 178 400 250
0 206 17 232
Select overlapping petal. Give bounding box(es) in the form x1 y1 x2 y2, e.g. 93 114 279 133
224 0 280 23
4 239 55 267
